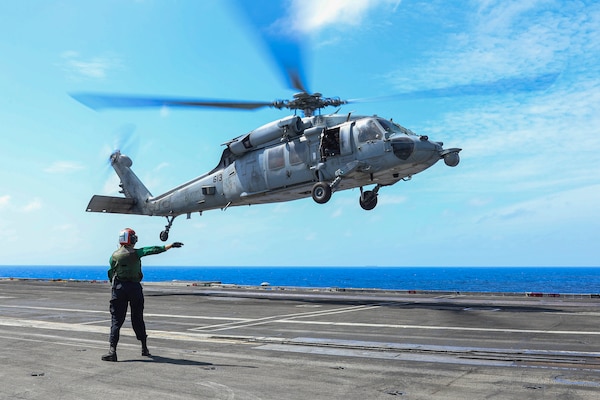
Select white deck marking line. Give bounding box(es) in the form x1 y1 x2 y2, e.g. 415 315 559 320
275 319 600 335
0 305 247 321
147 313 248 322
4 315 598 338
256 343 515 367
6 304 598 336
0 316 109 334
285 305 382 319
0 333 108 350
191 304 381 332
0 317 235 344
1 305 108 314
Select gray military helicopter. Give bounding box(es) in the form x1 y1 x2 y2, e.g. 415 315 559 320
72 6 556 241
75 93 461 241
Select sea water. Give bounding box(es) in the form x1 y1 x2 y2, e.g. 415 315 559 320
1 266 599 294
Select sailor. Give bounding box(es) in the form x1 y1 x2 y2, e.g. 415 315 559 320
101 228 183 362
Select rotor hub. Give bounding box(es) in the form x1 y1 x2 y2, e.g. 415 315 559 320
273 92 347 117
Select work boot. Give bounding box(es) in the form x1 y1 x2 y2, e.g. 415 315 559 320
141 338 151 357
101 346 117 362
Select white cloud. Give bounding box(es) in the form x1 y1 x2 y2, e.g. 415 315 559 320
425 76 600 198
22 199 42 213
0 226 18 243
468 197 492 207
0 195 10 208
410 0 600 201
60 51 123 80
53 224 73 231
0 196 43 214
44 161 85 174
386 1 599 90
476 184 600 228
102 174 122 196
305 231 317 241
378 194 408 206
153 162 170 172
288 0 401 34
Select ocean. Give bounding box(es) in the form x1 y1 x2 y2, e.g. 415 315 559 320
0 266 599 294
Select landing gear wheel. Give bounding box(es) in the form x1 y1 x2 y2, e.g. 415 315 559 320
311 182 332 204
160 216 176 242
160 230 169 242
359 190 378 210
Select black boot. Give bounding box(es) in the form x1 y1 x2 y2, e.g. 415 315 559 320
141 338 151 357
101 346 117 362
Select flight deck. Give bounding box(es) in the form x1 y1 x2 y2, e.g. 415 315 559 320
1 279 599 399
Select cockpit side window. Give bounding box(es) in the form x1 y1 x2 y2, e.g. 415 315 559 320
357 119 383 142
377 119 396 138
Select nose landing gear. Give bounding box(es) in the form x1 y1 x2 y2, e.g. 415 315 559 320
359 185 380 211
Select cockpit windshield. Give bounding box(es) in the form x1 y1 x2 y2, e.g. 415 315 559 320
356 119 383 142
376 118 417 138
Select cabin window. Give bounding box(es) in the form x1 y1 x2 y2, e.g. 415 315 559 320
202 186 216 195
289 141 307 165
267 145 285 170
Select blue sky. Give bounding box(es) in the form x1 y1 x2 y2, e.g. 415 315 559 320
1 0 598 267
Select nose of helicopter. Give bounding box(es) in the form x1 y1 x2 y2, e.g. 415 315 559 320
390 135 443 164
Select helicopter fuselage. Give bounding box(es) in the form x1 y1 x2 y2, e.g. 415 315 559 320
86 113 460 240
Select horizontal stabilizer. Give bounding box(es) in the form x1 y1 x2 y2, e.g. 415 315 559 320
86 195 140 214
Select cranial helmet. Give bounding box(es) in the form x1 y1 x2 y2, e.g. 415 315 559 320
119 228 138 246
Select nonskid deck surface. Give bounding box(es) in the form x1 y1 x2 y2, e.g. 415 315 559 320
1 279 599 399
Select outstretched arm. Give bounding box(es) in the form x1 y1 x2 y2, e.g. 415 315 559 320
165 242 184 250
136 242 184 257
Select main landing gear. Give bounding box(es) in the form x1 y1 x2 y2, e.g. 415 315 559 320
160 216 176 242
311 182 332 204
312 161 370 207
310 181 382 211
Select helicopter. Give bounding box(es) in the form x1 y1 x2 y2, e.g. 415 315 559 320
71 5 555 242
73 90 460 241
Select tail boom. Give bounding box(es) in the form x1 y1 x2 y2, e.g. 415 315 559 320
86 151 154 216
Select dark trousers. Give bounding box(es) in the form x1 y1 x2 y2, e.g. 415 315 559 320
109 280 147 347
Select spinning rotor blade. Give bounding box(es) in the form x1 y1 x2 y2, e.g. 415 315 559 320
112 123 139 155
72 4 312 114
233 0 309 93
100 123 139 176
266 37 307 93
351 72 560 103
70 93 275 111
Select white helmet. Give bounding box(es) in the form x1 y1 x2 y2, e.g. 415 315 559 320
118 228 138 246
